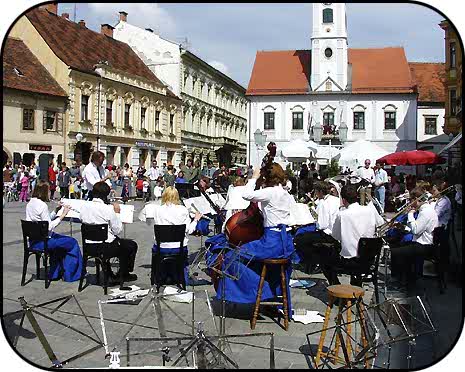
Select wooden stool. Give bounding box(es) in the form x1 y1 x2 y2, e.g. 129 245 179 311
250 258 290 331
315 284 369 367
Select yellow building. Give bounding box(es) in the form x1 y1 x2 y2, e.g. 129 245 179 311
8 4 182 168
3 37 68 167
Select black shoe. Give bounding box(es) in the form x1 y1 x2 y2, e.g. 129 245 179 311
122 273 138 282
311 264 322 275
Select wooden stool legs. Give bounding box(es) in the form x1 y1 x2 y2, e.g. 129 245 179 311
280 264 289 331
251 264 267 330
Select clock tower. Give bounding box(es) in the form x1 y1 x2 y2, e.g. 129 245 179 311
310 3 348 92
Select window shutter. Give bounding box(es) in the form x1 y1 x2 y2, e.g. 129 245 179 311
43 111 47 133
57 112 63 134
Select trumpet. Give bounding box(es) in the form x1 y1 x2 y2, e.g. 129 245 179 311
306 191 319 221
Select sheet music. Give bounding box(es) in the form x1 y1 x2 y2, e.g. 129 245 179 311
289 203 315 226
183 196 217 215
57 198 134 224
208 193 226 209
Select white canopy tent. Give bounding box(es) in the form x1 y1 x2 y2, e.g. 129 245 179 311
312 146 341 164
281 139 319 160
337 140 389 169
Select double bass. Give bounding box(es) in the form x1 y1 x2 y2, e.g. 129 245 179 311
224 142 277 246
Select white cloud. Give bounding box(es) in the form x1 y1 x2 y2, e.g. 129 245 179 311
87 3 176 35
208 60 229 75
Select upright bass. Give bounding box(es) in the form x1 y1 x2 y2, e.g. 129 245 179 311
224 142 277 246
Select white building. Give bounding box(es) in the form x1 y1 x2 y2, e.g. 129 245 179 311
113 11 248 167
247 3 420 171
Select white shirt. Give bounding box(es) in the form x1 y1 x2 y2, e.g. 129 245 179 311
241 178 293 228
407 203 438 245
138 203 197 248
83 162 107 191
26 198 60 232
79 198 122 243
147 166 161 181
316 194 340 235
332 202 382 258
357 167 375 184
374 168 388 187
222 185 251 232
433 196 452 227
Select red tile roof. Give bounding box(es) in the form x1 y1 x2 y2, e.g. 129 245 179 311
246 47 416 96
409 62 446 102
2 37 67 97
25 8 179 99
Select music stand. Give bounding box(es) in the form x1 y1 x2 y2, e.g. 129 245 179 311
175 183 200 200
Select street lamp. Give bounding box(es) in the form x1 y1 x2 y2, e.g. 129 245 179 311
253 129 267 166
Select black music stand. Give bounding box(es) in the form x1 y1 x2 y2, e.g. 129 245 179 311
175 183 200 200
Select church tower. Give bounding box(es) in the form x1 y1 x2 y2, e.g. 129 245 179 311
310 3 348 92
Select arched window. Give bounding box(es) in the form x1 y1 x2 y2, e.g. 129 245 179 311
323 8 333 24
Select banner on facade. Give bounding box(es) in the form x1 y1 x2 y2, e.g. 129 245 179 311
29 144 52 151
135 141 156 149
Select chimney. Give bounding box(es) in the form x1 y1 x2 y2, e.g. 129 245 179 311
78 20 86 28
101 24 114 38
61 13 69 19
145 28 154 33
41 2 58 15
119 11 128 22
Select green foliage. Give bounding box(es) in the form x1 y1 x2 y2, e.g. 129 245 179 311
285 164 295 178
328 159 340 178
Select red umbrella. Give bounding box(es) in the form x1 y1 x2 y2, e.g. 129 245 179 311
376 150 446 166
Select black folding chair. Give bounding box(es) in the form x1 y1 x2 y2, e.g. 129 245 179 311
20 220 51 288
151 224 187 293
337 237 383 304
79 223 123 295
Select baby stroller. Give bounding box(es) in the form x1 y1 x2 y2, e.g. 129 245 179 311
5 182 19 202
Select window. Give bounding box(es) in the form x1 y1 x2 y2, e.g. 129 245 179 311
81 95 89 121
124 104 131 127
384 111 396 130
155 110 161 131
264 112 275 130
169 113 175 134
292 112 303 130
450 89 457 116
353 112 365 130
22 108 34 130
141 107 147 128
106 100 113 125
323 112 334 126
425 117 437 135
44 110 57 131
450 42 456 69
323 8 333 23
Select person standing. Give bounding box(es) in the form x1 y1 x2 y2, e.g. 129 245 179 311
19 171 30 202
48 161 58 200
163 165 176 187
29 162 38 192
82 151 111 201
202 160 217 180
147 160 161 201
374 161 389 213
57 163 71 199
357 159 375 205
190 160 201 184
182 159 194 183
120 163 133 200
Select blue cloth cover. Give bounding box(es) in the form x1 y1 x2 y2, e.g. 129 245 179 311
30 232 83 282
195 217 211 236
152 245 190 284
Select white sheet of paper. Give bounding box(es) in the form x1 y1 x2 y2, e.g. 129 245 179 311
118 204 134 224
289 203 315 226
162 286 194 303
183 196 216 215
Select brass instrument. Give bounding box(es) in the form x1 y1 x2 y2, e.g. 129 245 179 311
306 191 319 221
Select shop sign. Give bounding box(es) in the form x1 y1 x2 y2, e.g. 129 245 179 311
29 144 52 151
135 141 156 149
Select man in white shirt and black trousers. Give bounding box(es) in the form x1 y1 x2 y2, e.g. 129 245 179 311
294 181 341 273
82 151 112 201
80 181 139 285
147 160 162 201
357 159 375 206
319 184 384 286
390 186 439 293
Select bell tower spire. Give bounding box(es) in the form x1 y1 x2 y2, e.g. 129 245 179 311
310 3 348 92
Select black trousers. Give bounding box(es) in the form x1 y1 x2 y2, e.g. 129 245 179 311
390 242 434 287
60 186 69 199
86 237 138 275
294 230 340 265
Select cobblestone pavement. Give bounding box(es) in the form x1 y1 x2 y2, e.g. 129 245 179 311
2 199 462 369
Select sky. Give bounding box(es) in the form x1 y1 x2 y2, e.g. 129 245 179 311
55 3 446 88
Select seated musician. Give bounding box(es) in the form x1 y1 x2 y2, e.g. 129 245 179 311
389 186 438 292
79 181 138 284
320 184 383 285
138 186 202 283
25 180 84 282
294 181 341 273
205 163 297 315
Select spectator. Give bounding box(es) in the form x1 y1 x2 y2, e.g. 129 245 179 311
142 177 150 201
163 165 176 187
182 159 194 183
48 161 58 200
57 163 71 199
121 163 133 199
19 171 30 202
176 170 187 184
202 160 217 179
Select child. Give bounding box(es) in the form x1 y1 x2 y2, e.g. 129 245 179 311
19 171 30 202
135 177 144 199
142 177 150 202
72 178 82 199
153 176 164 200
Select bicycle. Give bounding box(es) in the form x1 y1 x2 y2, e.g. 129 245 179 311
4 182 19 202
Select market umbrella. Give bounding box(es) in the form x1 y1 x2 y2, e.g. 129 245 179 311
376 150 446 166
281 139 318 159
337 139 389 169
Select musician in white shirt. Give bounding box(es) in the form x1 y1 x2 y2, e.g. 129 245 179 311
357 159 375 205
146 160 162 200
320 184 383 285
25 180 83 282
138 186 202 284
79 181 138 284
390 186 439 291
294 181 341 273
82 151 111 200
373 162 389 213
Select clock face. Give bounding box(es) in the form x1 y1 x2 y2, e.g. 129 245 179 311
325 48 333 58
